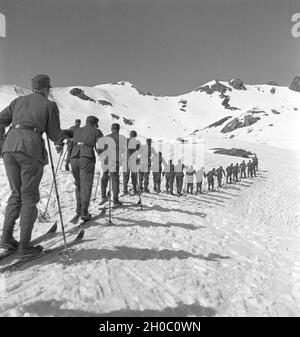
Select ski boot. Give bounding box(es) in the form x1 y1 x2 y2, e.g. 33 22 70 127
0 238 20 251
18 245 44 258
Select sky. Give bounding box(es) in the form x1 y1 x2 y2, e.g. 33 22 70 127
0 0 299 95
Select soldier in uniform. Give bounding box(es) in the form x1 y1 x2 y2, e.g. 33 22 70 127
64 119 81 171
0 74 69 256
163 159 175 195
139 138 155 193
240 160 246 179
123 130 140 195
195 167 204 194
186 165 196 194
215 166 226 187
204 168 216 191
232 163 240 183
174 159 185 196
152 151 165 193
98 123 127 206
226 163 234 184
58 116 103 222
247 160 253 178
253 154 258 171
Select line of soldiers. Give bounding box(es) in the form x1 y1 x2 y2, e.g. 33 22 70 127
0 74 260 257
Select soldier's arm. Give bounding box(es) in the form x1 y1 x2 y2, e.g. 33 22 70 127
0 99 16 138
47 101 72 142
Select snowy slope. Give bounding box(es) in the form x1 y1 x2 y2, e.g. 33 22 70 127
0 79 299 150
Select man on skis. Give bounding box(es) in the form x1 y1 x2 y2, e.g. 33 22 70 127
253 154 258 171
174 159 185 196
195 167 204 194
139 138 155 193
0 74 70 257
186 165 196 194
204 168 216 191
98 123 127 206
247 160 253 178
240 160 246 179
152 151 165 193
64 119 81 171
226 163 233 184
215 165 226 187
123 130 140 195
57 116 103 222
163 159 175 195
232 163 240 183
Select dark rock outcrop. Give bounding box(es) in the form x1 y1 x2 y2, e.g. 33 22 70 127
243 114 260 127
289 76 300 92
212 148 253 158
111 113 120 120
228 78 247 90
206 116 232 129
123 117 134 126
70 88 96 102
99 100 113 106
221 118 242 133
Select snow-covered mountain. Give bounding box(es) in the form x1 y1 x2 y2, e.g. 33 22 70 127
0 77 299 150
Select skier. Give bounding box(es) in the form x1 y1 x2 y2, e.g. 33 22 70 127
98 123 127 206
240 160 246 179
247 160 253 178
204 168 216 191
64 119 81 171
215 166 226 187
0 74 70 256
58 116 103 222
226 163 234 184
232 163 240 183
186 165 196 194
174 159 185 196
152 151 165 193
163 159 175 195
122 130 140 195
195 167 204 194
139 138 155 193
253 154 258 171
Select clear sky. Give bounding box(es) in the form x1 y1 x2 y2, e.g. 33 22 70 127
0 0 299 95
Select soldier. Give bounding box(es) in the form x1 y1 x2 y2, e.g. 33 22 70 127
247 160 253 178
240 160 246 179
174 159 185 196
195 167 204 194
61 116 103 222
98 123 127 206
163 159 175 195
64 119 81 171
186 165 196 194
232 163 240 183
139 138 155 193
152 151 165 193
0 74 69 257
204 168 216 191
226 163 234 184
253 154 258 171
123 130 140 195
215 165 226 187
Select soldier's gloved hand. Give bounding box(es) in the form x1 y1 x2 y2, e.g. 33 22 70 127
55 142 64 154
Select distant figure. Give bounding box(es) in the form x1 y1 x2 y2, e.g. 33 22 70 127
152 151 164 193
174 159 185 196
215 166 226 187
186 165 196 194
247 160 253 178
253 154 258 171
232 163 240 183
65 119 81 171
239 160 246 179
195 167 204 194
204 168 216 191
163 159 175 195
139 138 155 193
226 163 234 184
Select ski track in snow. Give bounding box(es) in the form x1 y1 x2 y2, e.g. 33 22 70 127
0 137 300 317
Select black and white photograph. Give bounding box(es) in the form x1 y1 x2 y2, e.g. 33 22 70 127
0 0 299 320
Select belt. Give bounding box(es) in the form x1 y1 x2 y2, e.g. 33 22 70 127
11 124 43 136
75 142 94 148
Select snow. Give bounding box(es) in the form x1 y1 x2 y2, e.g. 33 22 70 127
0 81 300 316
0 135 299 317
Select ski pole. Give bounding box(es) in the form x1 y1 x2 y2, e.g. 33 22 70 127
59 145 68 170
38 148 64 222
46 136 69 258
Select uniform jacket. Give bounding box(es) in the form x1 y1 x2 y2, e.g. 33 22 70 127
215 167 225 177
226 165 233 174
0 92 66 165
186 168 196 183
196 169 204 183
70 125 103 161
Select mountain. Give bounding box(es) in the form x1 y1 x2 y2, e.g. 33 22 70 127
0 77 299 150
